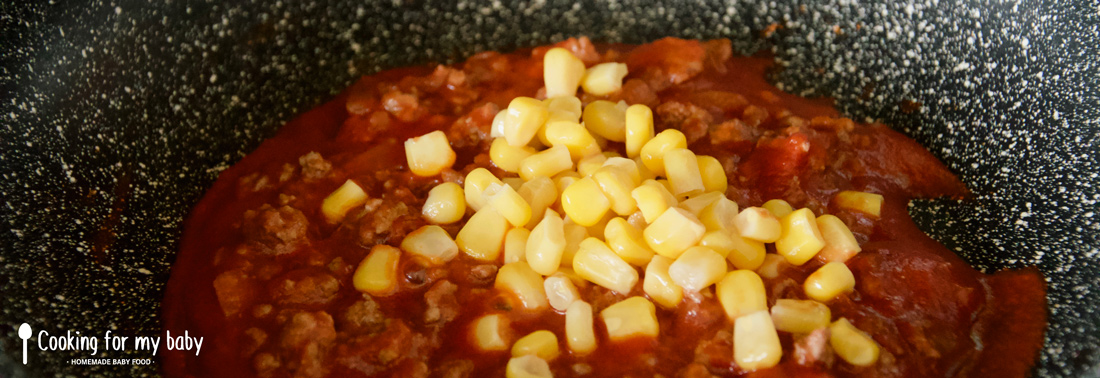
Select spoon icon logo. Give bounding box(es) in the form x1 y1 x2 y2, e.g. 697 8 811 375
18 323 31 365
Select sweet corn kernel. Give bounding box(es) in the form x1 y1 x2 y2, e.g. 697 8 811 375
584 212 617 239
725 232 767 271
696 155 729 194
679 192 724 215
733 311 783 371
664 148 705 197
698 230 735 258
834 190 884 218
805 262 856 302
716 270 767 320
519 177 559 229
644 256 683 310
632 180 678 224
604 218 656 266
602 157 643 185
733 207 782 242
322 179 368 223
565 301 596 355
582 100 628 142
626 211 648 229
582 62 628 96
601 297 659 341
491 110 508 138
669 246 728 292
593 166 639 216
544 47 586 98
830 318 880 366
634 156 657 181
761 199 794 218
353 245 401 296
405 130 456 176
544 272 581 311
506 355 553 378
573 237 639 294
502 177 525 192
602 150 621 158
576 153 607 177
553 172 581 196
561 177 611 227
544 96 583 120
816 214 862 263
422 182 466 224
491 137 537 173
504 227 531 264
770 299 831 334
560 221 588 266
644 207 706 259
639 129 687 176
457 206 509 261
543 120 601 160
496 262 550 311
527 209 567 276
520 145 573 181
472 314 512 352
776 208 826 265
485 183 533 227
756 254 788 279
625 104 654 158
505 97 550 147
400 225 460 266
698 196 740 232
512 330 561 361
465 168 503 211
538 110 576 146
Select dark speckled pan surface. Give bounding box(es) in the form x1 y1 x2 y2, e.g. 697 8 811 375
1 0 1097 376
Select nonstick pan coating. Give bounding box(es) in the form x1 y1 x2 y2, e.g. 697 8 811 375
1 0 1097 376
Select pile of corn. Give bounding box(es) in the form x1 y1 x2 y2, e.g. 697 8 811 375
326 47 886 376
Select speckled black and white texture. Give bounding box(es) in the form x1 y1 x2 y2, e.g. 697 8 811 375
1 0 1096 377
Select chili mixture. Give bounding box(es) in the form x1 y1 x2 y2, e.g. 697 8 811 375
162 37 1047 378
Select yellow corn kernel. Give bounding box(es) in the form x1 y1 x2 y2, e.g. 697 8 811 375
664 148 705 197
544 47 586 98
582 62 628 96
604 217 656 267
496 261 550 311
400 225 460 266
696 155 728 194
465 168 503 211
733 207 782 242
519 177 559 229
512 330 560 361
716 270 767 320
602 150 621 158
565 301 596 355
504 97 550 147
625 104 654 158
527 209 567 276
553 171 581 197
506 355 553 378
762 199 794 218
733 311 783 371
644 207 706 259
668 246 728 292
456 206 509 261
643 255 683 309
698 196 740 232
639 129 687 176
405 130 456 176
472 314 512 352
679 192 724 216
544 96 583 120
353 245 401 296
816 215 862 263
584 212 617 240
593 166 639 216
573 237 639 294
322 179 368 223
561 177 611 227
544 272 581 312
504 227 531 264
634 156 657 181
756 254 788 279
491 137 537 173
830 318 881 366
560 221 588 266
576 153 607 177
632 180 678 224
726 232 767 271
543 120 601 160
770 299 831 334
422 182 466 225
834 190 884 218
485 183 533 227
582 100 628 142
502 177 525 192
601 297 659 341
626 211 648 229
805 262 856 302
491 110 508 138
602 157 643 185
776 208 826 265
538 110 577 146
520 145 573 181
698 230 735 258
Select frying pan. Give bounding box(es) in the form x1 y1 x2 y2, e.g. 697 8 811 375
1 0 1097 376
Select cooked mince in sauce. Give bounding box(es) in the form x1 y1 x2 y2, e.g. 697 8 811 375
162 37 1048 378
